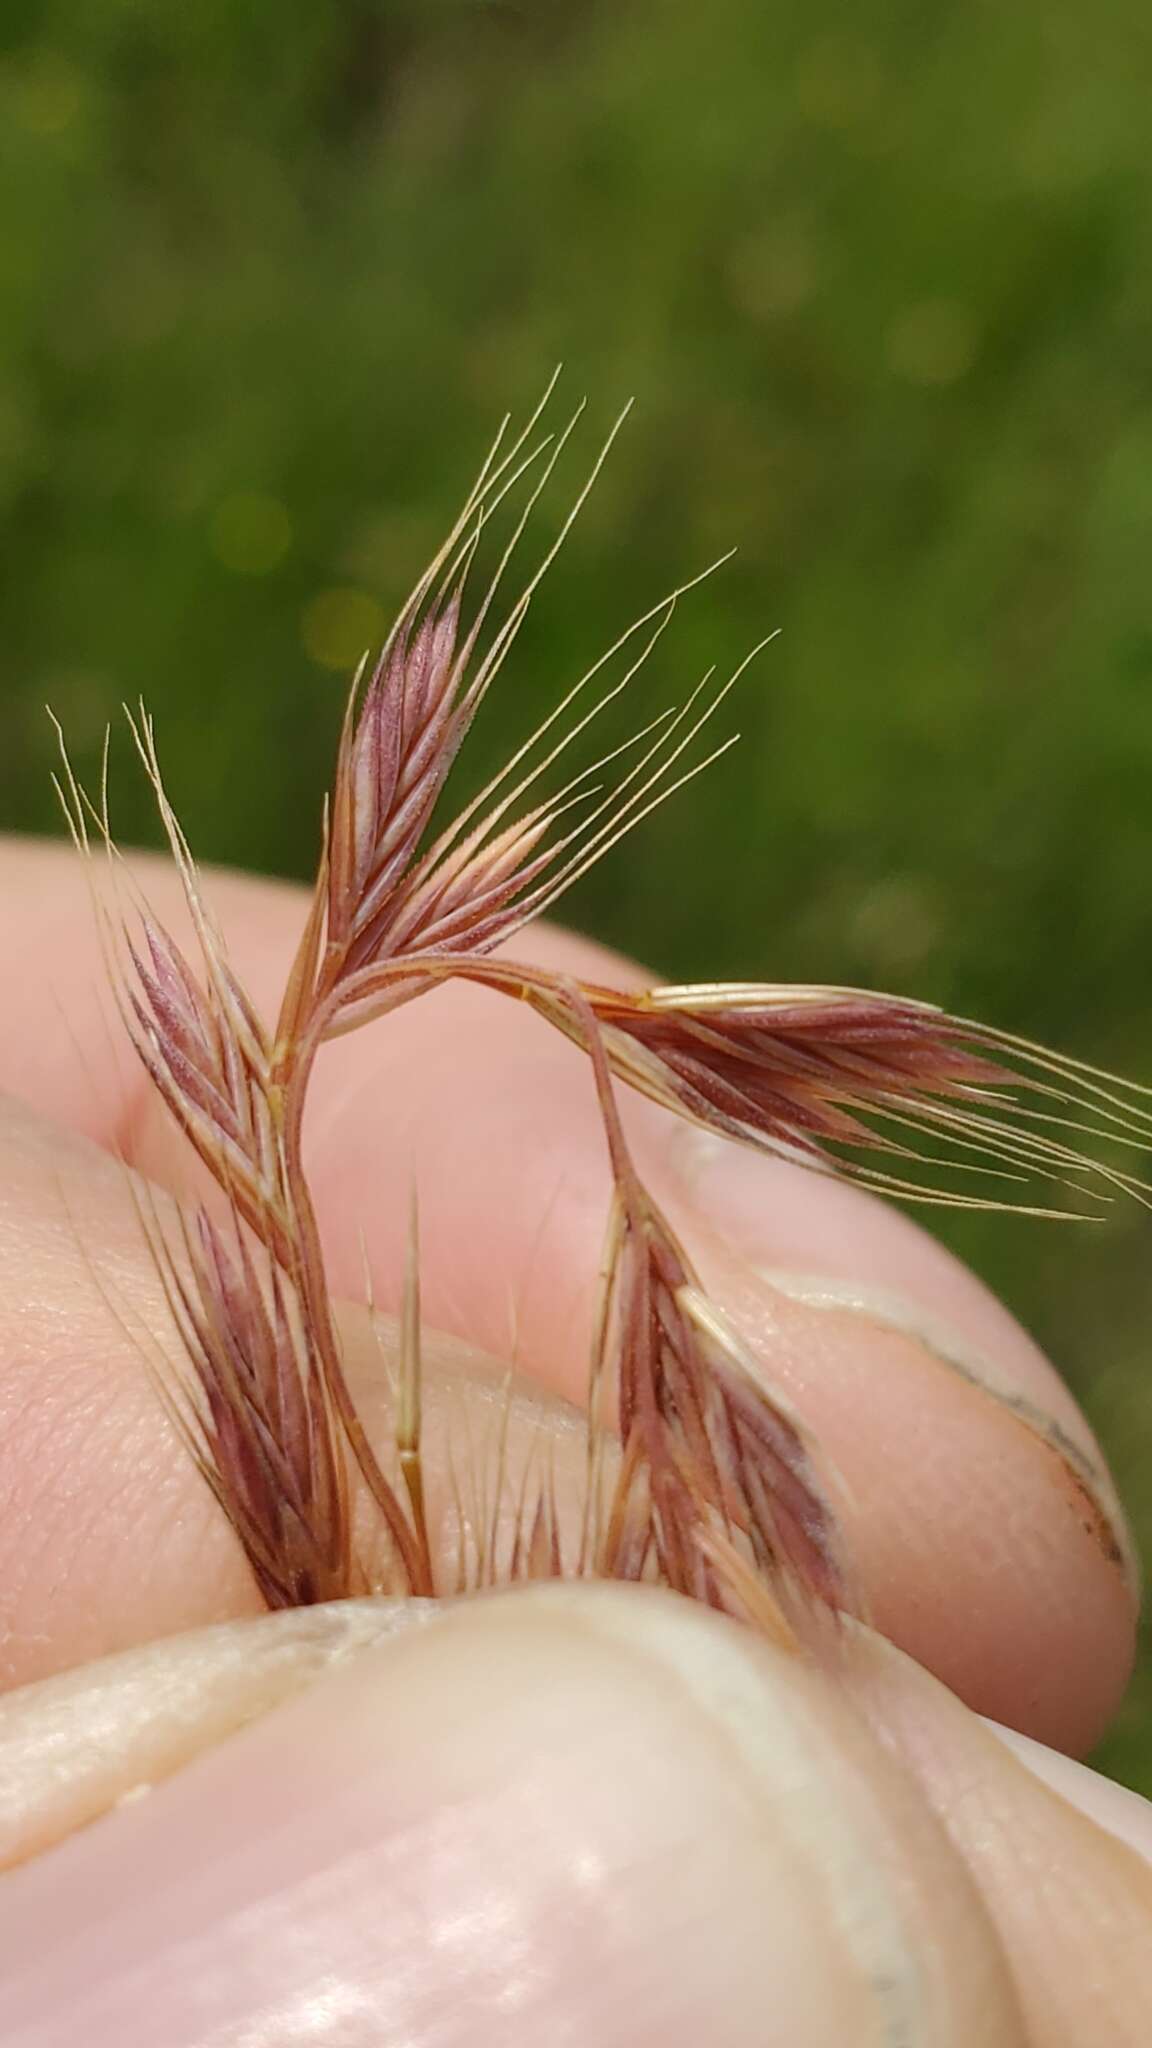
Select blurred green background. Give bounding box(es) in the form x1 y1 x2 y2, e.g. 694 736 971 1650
1 4 1150 1786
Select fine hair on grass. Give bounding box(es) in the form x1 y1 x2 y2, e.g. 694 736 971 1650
55 379 1152 1646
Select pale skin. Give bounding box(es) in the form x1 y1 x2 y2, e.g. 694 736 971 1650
0 841 1149 2044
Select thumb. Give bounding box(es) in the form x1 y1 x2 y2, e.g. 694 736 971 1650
0 1584 1023 2048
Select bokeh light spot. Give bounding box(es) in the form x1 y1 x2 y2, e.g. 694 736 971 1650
729 223 819 322
795 37 882 128
12 52 86 136
886 300 977 386
211 493 292 576
302 587 386 671
851 875 943 973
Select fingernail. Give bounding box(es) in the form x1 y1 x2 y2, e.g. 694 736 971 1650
669 1124 1136 1593
0 1584 1021 2047
754 1265 1139 1598
0 1598 436 1868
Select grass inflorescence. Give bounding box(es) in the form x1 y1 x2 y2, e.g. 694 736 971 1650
54 383 1152 1646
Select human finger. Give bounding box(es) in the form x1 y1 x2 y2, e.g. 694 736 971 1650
0 1585 1027 2048
842 1626 1152 2047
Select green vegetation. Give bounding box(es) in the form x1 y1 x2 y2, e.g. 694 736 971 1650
1 3 1149 1785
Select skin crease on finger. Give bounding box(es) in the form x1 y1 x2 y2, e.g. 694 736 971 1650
0 840 1140 1751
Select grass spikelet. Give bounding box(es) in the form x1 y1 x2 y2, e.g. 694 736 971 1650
149 1197 353 1610
438 963 1152 1217
573 985 856 1622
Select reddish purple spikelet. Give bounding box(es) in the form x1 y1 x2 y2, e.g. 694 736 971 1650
591 983 1152 1208
595 988 1000 1146
586 985 1017 1174
574 986 854 1621
125 913 279 1229
158 1206 351 1610
328 595 465 973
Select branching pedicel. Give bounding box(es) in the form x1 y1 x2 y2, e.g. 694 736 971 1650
58 384 1152 1643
